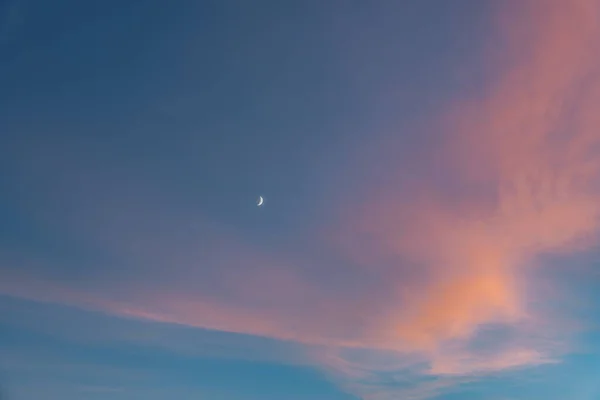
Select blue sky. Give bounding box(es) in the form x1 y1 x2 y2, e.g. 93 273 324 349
3 1 600 399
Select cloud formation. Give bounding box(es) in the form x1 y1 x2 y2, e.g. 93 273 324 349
2 0 600 399
333 0 600 380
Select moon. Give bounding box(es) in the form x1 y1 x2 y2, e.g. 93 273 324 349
257 196 264 206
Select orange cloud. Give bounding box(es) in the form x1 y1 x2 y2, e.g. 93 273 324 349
335 0 600 370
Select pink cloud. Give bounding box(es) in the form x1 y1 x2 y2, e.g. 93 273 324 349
3 1 600 399
332 0 600 376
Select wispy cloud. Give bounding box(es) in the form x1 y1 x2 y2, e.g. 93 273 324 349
329 0 600 395
2 1 600 399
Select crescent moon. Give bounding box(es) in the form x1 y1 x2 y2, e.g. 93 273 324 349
257 196 264 206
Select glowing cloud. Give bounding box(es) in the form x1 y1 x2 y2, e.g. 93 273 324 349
335 0 600 375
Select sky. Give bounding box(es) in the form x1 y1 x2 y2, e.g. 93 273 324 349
2 0 600 399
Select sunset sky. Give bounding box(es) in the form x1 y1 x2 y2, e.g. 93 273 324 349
2 1 600 399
